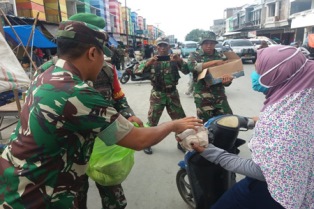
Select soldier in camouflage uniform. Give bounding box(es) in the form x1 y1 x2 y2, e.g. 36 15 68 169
68 13 141 209
137 37 190 154
0 16 202 209
36 50 135 209
36 14 142 209
187 32 234 122
117 45 126 70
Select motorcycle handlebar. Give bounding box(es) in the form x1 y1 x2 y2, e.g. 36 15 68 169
236 116 255 130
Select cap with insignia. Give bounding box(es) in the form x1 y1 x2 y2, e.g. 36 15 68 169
57 13 112 57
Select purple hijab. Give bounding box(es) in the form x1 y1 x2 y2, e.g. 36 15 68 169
256 45 314 110
250 45 314 208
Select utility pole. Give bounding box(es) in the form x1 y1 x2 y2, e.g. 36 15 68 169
0 12 4 37
124 0 128 47
57 0 62 22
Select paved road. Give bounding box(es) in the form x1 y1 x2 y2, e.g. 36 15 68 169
87 62 266 209
0 62 265 209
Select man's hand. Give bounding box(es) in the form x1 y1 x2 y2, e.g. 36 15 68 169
170 53 182 62
172 117 203 134
128 116 144 127
171 54 184 66
221 74 233 85
145 56 158 67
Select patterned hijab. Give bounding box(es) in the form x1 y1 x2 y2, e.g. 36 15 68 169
251 46 314 209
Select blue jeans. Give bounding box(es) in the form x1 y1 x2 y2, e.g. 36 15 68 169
211 177 285 209
116 69 122 78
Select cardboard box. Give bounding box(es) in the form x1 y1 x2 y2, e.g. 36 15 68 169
197 51 244 85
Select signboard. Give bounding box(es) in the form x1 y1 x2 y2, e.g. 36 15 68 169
136 30 143 35
113 33 121 41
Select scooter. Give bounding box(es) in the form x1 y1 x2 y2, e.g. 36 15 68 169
176 115 254 209
119 58 150 84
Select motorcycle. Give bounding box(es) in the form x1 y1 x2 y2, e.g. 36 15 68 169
119 58 150 84
176 115 254 209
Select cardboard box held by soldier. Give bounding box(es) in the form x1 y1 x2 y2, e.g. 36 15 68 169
197 51 244 85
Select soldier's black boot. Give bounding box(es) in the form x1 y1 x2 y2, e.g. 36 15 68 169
144 147 153 154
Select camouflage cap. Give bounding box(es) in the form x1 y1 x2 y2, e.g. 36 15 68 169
57 14 112 57
156 37 169 45
199 31 218 45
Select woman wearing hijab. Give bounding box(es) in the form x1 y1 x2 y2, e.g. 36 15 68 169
189 45 314 209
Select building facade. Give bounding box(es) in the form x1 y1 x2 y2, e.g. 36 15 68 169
214 0 313 44
1 0 166 46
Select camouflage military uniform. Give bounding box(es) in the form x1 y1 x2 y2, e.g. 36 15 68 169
117 46 125 70
37 58 133 209
187 49 233 122
138 60 189 126
0 58 134 209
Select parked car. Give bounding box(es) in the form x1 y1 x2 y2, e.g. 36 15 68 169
195 42 232 54
180 41 198 58
250 37 279 49
222 39 257 63
215 42 232 53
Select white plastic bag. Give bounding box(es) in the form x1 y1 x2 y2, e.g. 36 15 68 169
177 126 209 151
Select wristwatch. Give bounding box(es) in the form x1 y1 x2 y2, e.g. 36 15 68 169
123 112 134 119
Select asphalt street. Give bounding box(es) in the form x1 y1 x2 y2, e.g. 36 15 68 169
87 61 265 209
0 62 265 209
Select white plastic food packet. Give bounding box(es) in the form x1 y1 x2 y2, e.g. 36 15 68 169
177 126 209 151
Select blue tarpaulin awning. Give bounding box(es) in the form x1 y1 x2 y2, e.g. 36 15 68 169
4 25 57 48
108 36 119 47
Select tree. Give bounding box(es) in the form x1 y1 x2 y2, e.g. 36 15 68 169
185 29 213 42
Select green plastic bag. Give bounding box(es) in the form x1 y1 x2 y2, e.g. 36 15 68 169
86 137 135 186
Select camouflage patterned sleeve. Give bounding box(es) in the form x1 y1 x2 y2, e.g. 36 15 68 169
113 96 135 119
55 86 129 142
137 60 151 74
66 87 133 145
187 52 203 73
179 61 190 75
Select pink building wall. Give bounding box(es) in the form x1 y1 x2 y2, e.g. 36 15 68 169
109 0 120 33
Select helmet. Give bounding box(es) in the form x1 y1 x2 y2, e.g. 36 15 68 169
199 31 218 45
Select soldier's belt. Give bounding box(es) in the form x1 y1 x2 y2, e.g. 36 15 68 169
153 86 176 93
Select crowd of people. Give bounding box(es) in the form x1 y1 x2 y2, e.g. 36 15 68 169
1 12 313 209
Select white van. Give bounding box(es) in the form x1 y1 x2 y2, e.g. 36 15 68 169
180 41 198 58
